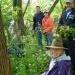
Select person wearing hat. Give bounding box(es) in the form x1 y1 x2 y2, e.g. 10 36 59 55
68 1 75 75
41 35 71 75
59 0 74 25
59 0 75 75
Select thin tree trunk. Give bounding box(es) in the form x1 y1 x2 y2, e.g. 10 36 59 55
17 0 25 35
60 0 64 10
49 0 59 15
13 0 25 35
23 0 30 16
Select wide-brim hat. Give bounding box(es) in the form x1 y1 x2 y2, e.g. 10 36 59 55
45 34 69 50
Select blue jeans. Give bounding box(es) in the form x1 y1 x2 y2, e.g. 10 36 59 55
35 29 42 47
44 32 53 46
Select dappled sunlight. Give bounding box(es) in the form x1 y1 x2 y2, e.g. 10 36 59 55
0 0 75 75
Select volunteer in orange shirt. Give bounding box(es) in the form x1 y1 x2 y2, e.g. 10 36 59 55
42 11 54 46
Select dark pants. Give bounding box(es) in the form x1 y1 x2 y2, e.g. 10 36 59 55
35 29 42 47
69 36 75 75
44 32 53 46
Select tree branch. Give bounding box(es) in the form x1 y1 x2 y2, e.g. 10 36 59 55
23 0 30 16
49 0 59 15
60 0 64 10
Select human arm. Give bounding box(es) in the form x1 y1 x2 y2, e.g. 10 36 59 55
33 16 36 31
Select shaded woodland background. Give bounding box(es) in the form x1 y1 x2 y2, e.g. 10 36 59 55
0 0 65 75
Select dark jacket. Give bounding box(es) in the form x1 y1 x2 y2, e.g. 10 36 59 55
41 54 71 75
33 11 44 30
59 8 75 27
41 60 71 75
47 60 71 75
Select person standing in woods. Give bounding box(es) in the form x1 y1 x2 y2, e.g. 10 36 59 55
59 0 75 75
41 35 71 75
33 6 44 47
59 0 74 25
42 11 53 46
69 1 75 75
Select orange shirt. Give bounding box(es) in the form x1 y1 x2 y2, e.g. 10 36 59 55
42 16 53 33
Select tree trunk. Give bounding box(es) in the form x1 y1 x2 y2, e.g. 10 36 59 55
0 5 12 75
13 0 25 35
23 0 30 16
17 0 25 35
49 0 59 15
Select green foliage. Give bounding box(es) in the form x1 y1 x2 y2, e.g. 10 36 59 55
10 34 49 75
1 0 66 75
58 26 75 39
2 0 12 26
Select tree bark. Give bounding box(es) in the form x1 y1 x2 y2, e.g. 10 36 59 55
49 0 59 15
23 0 30 16
17 0 25 35
0 5 12 75
13 0 25 35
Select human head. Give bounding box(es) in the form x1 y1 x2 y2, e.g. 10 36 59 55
45 35 68 59
36 6 41 13
65 0 73 9
46 46 64 59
